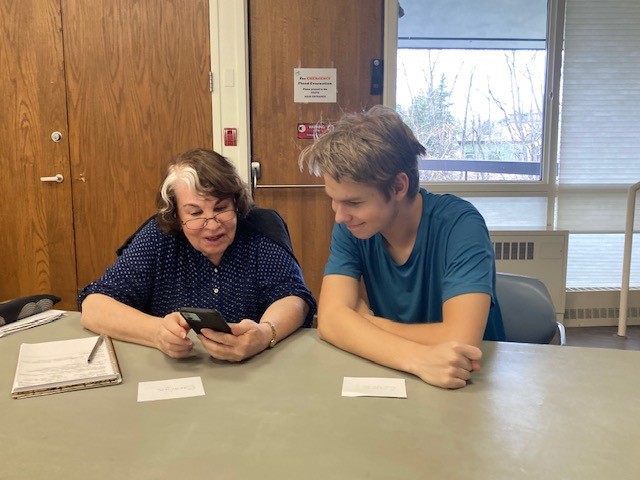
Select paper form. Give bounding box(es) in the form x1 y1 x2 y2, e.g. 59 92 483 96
341 377 407 398
137 376 205 402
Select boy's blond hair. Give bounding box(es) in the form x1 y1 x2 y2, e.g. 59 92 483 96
299 105 425 199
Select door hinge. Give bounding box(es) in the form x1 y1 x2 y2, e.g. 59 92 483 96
209 72 214 93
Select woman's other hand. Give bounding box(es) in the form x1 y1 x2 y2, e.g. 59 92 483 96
198 319 270 362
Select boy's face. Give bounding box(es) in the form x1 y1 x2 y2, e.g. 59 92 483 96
324 174 396 239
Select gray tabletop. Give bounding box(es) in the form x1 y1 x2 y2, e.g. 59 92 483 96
1 313 639 479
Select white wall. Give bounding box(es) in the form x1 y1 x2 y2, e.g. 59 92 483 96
209 0 251 183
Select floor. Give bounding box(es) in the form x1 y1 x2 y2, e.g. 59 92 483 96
562 325 640 351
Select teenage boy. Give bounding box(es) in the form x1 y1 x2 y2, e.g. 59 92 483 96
299 105 505 389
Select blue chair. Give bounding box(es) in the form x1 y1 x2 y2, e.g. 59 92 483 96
495 272 566 345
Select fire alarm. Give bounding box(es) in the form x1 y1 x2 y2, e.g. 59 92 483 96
223 128 237 146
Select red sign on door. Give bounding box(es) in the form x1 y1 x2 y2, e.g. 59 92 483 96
297 123 329 140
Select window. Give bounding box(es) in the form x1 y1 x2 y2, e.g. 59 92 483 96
389 0 640 289
395 0 549 183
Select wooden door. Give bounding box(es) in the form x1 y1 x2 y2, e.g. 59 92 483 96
249 0 384 298
61 0 213 289
0 0 78 309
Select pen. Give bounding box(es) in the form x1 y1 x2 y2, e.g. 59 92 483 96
87 335 104 363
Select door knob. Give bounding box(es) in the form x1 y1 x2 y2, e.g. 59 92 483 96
40 174 64 183
51 131 63 142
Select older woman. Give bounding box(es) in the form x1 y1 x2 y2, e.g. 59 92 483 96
79 148 315 361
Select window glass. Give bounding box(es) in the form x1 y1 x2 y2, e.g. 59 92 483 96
397 0 548 183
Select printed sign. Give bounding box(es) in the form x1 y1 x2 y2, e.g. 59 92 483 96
294 68 337 103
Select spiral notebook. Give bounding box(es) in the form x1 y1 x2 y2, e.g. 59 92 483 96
11 335 122 399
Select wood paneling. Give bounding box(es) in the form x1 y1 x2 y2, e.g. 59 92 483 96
61 0 213 288
249 0 384 299
0 0 78 309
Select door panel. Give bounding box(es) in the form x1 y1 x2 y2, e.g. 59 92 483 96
0 0 78 309
61 0 213 288
256 189 335 298
249 0 384 298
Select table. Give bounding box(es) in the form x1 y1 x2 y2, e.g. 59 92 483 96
1 313 639 479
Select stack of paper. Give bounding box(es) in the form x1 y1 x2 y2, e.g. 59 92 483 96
12 335 122 398
0 310 66 338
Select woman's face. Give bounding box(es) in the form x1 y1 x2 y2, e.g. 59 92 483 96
174 181 237 264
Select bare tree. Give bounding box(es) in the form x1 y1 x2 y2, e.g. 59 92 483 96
397 49 544 182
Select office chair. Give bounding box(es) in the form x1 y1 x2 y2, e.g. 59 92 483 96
495 272 566 345
0 294 61 326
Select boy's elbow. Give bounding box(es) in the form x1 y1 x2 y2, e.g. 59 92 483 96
316 311 335 342
317 321 329 341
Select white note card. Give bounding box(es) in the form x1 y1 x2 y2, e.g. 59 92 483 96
137 376 205 402
341 377 407 398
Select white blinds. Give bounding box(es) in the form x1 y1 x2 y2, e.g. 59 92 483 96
464 196 548 229
557 0 640 233
567 234 640 288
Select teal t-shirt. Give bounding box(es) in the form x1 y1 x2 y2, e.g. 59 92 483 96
324 189 505 341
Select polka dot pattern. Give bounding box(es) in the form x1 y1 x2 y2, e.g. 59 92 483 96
78 219 316 326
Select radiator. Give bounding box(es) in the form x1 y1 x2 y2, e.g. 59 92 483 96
564 289 640 327
490 229 569 323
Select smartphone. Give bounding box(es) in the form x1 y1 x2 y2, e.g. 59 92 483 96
179 307 232 334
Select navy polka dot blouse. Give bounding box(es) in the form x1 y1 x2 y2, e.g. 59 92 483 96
78 218 316 326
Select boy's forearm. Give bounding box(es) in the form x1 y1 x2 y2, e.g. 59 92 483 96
317 305 422 375
359 293 490 347
363 316 470 346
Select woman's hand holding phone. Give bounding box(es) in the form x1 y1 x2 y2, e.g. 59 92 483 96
153 313 194 358
177 308 270 362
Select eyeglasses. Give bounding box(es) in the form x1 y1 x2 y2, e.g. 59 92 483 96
181 209 237 230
